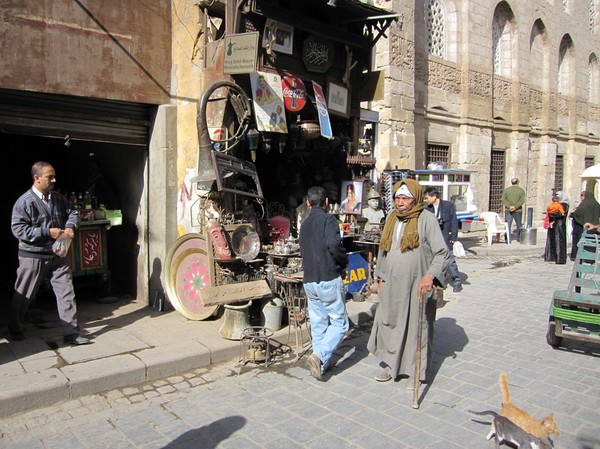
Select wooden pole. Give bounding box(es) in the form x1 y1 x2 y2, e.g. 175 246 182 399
412 290 426 409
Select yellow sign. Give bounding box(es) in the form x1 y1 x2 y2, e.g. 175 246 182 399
223 32 259 75
343 267 367 284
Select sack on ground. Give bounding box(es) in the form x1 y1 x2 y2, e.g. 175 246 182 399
453 240 466 258
52 234 72 257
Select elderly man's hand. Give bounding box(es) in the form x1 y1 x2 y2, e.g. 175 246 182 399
49 228 63 239
584 222 600 232
418 273 435 298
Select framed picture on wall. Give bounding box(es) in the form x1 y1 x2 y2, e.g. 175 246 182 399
327 80 350 118
263 19 294 55
340 180 363 215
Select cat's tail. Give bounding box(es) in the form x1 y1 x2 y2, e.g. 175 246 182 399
499 371 510 405
468 409 500 419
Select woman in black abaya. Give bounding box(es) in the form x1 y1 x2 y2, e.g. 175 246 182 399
544 191 569 264
570 190 600 260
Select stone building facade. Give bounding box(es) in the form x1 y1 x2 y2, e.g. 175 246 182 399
372 0 600 225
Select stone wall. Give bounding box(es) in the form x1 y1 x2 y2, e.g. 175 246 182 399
372 0 600 225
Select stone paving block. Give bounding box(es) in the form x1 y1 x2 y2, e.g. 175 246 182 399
4 439 46 449
348 428 403 449
217 436 262 449
262 436 305 449
58 329 149 364
138 339 212 381
389 424 441 449
269 416 323 444
61 354 145 398
0 369 69 418
41 432 85 449
0 353 24 378
20 355 62 373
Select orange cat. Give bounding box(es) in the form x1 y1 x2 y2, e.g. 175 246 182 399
499 372 560 438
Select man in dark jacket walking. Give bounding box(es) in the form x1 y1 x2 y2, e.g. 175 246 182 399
299 186 349 380
424 187 463 292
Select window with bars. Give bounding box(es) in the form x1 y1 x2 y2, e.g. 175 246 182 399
489 150 505 214
425 144 449 167
554 154 564 192
585 156 595 168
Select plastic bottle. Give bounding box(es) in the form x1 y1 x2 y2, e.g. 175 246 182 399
291 77 298 109
69 192 78 209
83 191 92 209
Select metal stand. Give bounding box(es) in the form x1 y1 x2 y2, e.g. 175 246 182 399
239 327 274 367
273 273 311 360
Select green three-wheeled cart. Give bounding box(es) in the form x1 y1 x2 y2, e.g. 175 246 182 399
547 231 600 347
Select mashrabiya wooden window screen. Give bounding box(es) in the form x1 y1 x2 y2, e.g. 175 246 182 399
489 149 505 214
554 154 564 192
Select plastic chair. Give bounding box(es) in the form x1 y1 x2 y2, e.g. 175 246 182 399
480 212 510 245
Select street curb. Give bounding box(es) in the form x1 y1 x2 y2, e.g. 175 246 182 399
0 301 375 419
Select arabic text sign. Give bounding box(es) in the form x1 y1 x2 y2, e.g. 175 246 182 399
223 32 259 74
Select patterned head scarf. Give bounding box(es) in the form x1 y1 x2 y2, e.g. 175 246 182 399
379 179 424 253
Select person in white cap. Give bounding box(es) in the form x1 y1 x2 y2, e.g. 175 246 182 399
367 179 449 386
362 187 385 232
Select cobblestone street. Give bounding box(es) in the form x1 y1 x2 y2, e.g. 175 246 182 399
1 255 599 449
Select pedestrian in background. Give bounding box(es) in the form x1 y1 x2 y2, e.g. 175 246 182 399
570 190 600 260
544 192 569 264
368 179 449 387
502 177 526 241
299 186 349 380
424 187 463 292
9 161 90 345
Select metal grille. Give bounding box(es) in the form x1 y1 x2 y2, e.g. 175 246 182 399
554 154 564 192
489 149 505 214
380 169 410 215
426 144 449 167
585 156 595 168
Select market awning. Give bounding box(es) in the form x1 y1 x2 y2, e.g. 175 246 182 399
249 0 401 50
337 0 402 47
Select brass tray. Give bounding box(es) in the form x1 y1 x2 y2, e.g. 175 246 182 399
163 234 219 320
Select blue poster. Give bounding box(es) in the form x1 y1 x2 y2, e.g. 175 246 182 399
343 252 368 294
312 81 333 139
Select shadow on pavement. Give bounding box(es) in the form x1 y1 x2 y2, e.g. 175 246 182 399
161 415 247 449
419 317 469 400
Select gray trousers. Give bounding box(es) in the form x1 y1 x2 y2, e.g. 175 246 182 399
11 256 79 336
447 251 461 284
443 239 461 285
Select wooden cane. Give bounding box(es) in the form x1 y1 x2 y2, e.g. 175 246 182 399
412 289 427 409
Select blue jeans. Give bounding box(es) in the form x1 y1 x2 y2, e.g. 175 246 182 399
505 210 522 240
303 277 349 372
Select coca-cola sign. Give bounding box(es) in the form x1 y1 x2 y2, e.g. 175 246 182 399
282 75 307 112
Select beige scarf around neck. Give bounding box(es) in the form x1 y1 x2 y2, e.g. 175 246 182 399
379 179 424 253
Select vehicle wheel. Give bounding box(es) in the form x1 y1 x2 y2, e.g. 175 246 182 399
546 319 563 348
